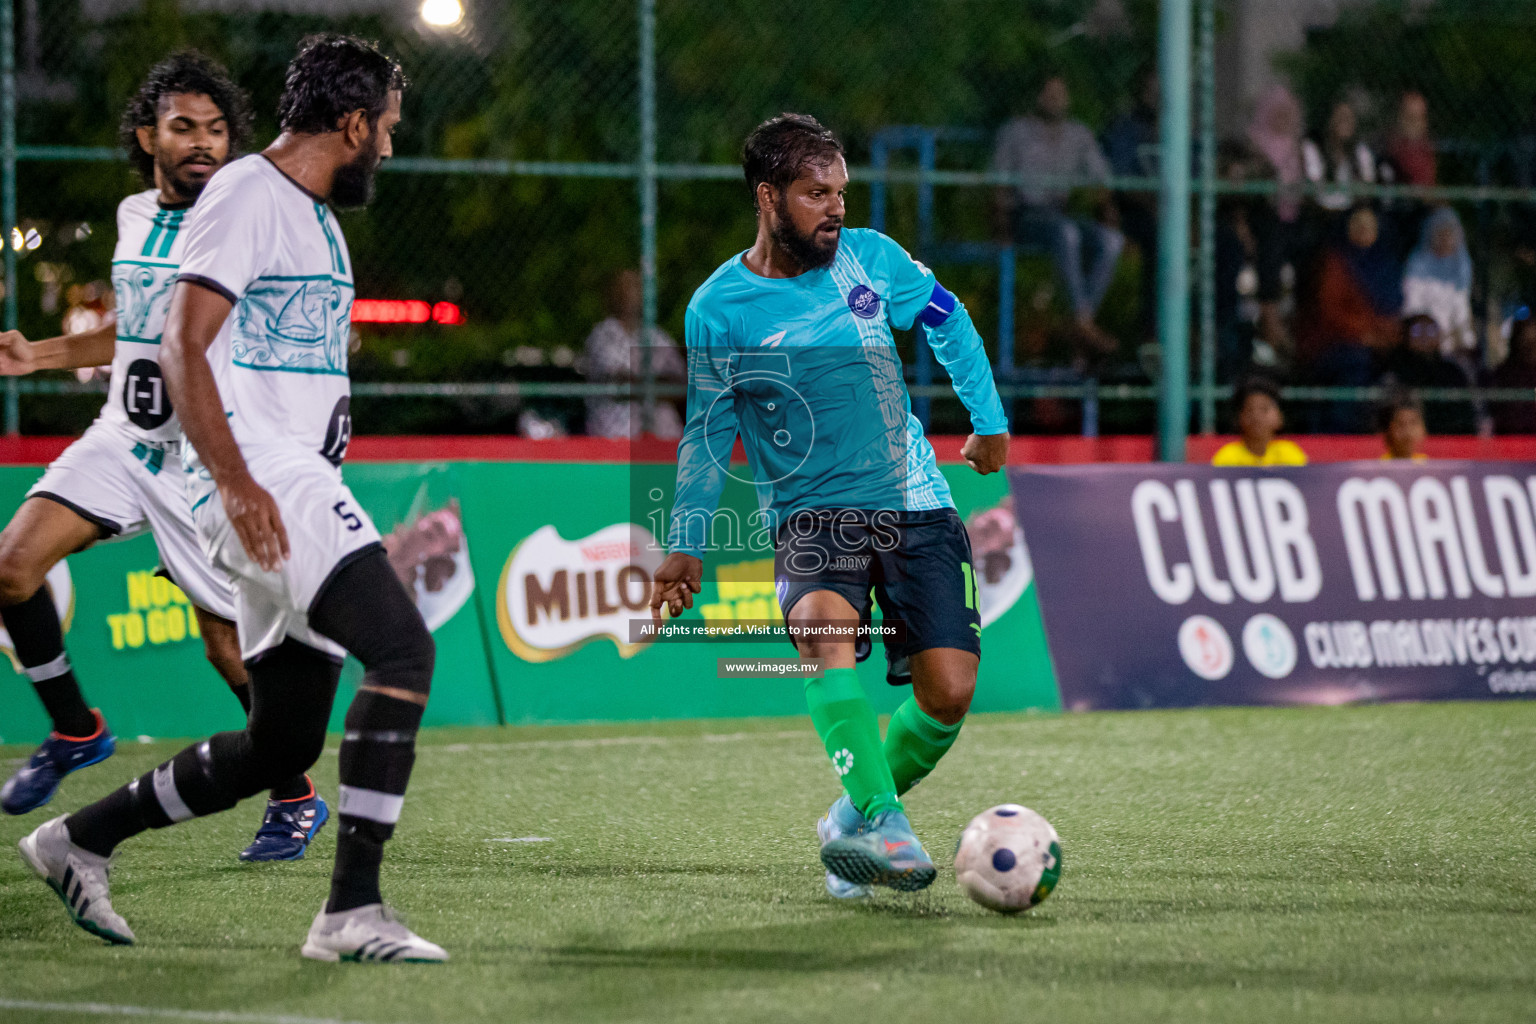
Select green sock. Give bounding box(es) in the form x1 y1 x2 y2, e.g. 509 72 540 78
804 667 902 819
884 697 964 796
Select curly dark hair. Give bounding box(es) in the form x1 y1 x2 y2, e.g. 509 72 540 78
277 34 407 136
742 113 843 212
118 51 254 187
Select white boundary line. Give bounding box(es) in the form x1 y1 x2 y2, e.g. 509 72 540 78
0 999 398 1024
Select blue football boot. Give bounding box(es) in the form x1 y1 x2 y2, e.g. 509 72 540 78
816 795 873 899
1 710 115 815
239 781 329 862
818 808 937 892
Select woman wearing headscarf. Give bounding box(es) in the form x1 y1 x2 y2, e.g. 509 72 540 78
1300 205 1402 430
1245 85 1307 355
1402 206 1475 357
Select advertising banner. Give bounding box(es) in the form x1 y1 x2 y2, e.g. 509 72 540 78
1012 463 1536 710
1 457 1060 741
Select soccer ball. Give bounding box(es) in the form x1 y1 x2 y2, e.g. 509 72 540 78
954 804 1061 913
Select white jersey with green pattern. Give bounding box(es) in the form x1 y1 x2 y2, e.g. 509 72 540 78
174 154 355 477
100 188 195 444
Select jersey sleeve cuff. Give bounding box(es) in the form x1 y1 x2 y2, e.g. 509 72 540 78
176 274 238 304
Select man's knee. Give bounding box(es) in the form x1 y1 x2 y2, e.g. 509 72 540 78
911 649 978 724
0 549 45 607
245 716 328 783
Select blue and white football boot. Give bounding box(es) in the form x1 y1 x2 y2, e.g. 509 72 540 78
818 807 937 892
816 795 873 899
1 710 116 816
239 781 329 862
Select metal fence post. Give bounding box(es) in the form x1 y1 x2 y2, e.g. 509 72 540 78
1197 0 1216 435
2 0 16 436
637 0 657 435
1156 0 1192 462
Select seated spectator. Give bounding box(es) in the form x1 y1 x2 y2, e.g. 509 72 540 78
1244 85 1307 353
1212 376 1308 466
1490 308 1536 434
1302 98 1379 218
1102 64 1159 344
1378 390 1428 460
1380 90 1437 187
582 269 685 439
993 73 1124 356
1402 206 1476 358
1301 205 1401 430
1380 314 1480 435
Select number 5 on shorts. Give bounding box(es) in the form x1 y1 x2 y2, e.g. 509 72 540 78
333 500 363 532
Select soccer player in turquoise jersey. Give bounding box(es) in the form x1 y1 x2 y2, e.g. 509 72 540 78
650 114 1008 896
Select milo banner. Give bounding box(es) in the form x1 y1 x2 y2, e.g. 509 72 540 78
0 458 1060 741
1011 463 1536 710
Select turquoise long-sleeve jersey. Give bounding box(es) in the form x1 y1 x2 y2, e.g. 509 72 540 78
668 228 1006 556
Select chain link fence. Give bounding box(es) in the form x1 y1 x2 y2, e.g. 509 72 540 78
9 0 1536 439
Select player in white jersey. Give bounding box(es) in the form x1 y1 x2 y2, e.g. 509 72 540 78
20 36 446 963
0 55 326 862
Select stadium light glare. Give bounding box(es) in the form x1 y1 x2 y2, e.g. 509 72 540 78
420 0 464 28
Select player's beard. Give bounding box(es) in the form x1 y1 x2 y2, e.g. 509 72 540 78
771 195 841 271
330 130 383 211
157 149 218 203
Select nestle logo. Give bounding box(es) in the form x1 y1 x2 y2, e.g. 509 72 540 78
847 284 880 319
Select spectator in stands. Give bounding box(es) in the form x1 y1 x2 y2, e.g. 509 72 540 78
993 73 1124 356
1489 307 1536 434
582 269 685 438
1378 390 1428 460
1381 90 1437 187
1245 85 1307 354
1212 376 1308 466
1302 98 1379 218
1380 314 1480 435
1402 207 1476 359
1103 64 1160 345
1301 205 1401 430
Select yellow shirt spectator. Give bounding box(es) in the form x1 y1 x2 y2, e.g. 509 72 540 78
1211 439 1309 467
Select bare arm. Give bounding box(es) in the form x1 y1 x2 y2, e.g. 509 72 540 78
0 321 116 375
162 280 289 571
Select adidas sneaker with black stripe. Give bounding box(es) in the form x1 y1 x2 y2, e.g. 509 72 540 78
301 902 447 963
18 815 134 945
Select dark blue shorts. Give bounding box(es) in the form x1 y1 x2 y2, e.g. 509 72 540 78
774 508 981 685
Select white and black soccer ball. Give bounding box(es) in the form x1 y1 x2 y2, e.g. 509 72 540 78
954 804 1061 913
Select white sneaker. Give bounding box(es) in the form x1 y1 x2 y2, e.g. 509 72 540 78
18 815 134 945
301 903 448 963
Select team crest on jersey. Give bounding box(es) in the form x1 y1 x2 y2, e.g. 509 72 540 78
231 276 353 375
846 284 881 320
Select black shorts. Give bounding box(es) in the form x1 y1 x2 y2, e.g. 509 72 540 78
774 508 981 685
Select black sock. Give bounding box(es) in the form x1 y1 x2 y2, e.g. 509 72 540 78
329 816 389 911
269 774 313 802
2 587 95 737
227 681 309 802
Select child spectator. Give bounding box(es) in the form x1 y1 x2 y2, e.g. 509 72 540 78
1378 390 1428 461
1380 314 1481 435
1212 376 1308 466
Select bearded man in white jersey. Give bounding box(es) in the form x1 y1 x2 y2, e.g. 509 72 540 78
19 34 446 963
0 53 326 862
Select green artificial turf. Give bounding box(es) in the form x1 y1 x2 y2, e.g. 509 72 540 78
0 702 1532 1024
